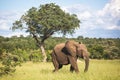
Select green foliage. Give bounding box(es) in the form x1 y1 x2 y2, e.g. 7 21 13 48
103 46 120 59
0 35 120 61
29 49 43 62
46 50 52 62
89 45 104 59
12 49 29 62
0 53 21 76
12 3 80 46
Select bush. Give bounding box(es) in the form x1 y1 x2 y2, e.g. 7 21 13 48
89 45 104 59
29 49 43 62
0 53 21 76
46 50 52 62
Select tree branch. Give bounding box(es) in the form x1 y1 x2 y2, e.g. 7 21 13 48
41 31 54 43
29 26 41 46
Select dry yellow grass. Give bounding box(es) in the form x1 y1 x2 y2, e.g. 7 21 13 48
0 60 120 80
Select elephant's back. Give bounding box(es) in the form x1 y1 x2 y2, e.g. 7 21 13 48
54 43 65 51
53 43 65 55
65 40 78 47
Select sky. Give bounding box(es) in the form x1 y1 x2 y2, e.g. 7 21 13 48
0 0 120 38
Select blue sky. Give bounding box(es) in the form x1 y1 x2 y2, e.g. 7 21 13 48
0 0 120 38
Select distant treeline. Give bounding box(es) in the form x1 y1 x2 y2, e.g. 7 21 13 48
0 35 120 61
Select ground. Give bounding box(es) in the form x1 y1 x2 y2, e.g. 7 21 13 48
0 60 120 80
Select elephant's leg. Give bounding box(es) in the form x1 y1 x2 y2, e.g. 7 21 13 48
52 53 59 72
70 65 74 73
68 56 79 73
59 64 63 69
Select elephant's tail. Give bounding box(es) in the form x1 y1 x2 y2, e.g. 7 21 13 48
51 49 55 57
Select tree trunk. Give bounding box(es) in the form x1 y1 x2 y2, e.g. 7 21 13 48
31 33 47 62
40 44 47 62
31 29 54 62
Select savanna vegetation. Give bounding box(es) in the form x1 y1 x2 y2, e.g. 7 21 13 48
0 35 120 77
0 60 120 80
0 35 120 61
0 3 120 79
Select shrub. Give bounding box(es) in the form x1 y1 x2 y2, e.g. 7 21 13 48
0 53 21 76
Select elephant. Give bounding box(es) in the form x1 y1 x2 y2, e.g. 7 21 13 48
51 40 89 73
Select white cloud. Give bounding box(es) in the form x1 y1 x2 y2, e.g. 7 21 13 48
63 0 120 31
61 0 120 38
97 0 120 30
0 11 24 30
98 0 120 18
96 18 104 24
0 11 27 37
0 20 9 30
62 4 94 29
78 11 92 20
62 4 90 12
106 25 120 30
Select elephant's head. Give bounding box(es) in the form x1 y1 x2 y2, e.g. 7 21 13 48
65 40 89 72
76 43 89 72
76 42 89 72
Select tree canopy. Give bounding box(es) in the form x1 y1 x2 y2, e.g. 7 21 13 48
12 3 80 62
12 3 80 42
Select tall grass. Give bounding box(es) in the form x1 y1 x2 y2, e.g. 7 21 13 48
0 60 120 80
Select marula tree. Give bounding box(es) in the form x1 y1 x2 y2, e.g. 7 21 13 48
12 3 80 62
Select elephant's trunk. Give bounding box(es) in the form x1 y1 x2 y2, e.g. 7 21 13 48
84 55 89 72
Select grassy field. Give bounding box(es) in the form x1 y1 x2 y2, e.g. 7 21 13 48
0 60 120 80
